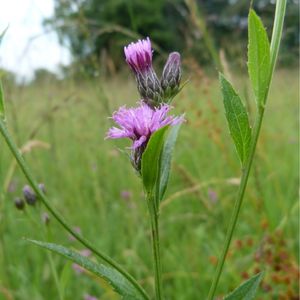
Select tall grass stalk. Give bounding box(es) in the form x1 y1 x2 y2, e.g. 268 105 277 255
207 1 287 299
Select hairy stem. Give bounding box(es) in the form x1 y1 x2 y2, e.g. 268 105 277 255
0 120 149 300
207 1 287 299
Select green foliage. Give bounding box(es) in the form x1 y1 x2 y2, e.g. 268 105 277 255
0 28 7 121
224 272 264 300
248 10 271 107
141 125 169 197
219 73 251 165
157 124 181 201
45 0 298 74
0 71 298 299
0 80 5 121
27 240 144 300
141 124 181 210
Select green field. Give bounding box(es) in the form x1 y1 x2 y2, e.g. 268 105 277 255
0 69 298 299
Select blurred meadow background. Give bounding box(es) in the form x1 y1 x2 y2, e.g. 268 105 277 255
0 0 299 299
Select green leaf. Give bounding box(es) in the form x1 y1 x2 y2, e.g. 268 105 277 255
157 124 181 201
248 9 271 106
224 272 264 300
141 125 169 195
220 74 251 165
0 80 5 121
27 239 144 300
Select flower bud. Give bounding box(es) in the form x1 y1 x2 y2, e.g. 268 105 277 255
161 52 181 100
14 197 25 210
23 185 36 205
136 70 163 107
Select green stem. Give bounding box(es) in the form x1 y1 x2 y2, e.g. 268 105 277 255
0 120 149 300
207 109 264 300
148 195 163 300
207 1 286 299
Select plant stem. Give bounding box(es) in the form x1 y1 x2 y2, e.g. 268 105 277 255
207 1 286 298
148 195 163 300
0 120 149 300
207 109 264 300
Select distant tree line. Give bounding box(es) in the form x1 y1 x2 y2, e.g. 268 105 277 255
45 0 299 76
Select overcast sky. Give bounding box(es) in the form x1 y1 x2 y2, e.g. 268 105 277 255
0 0 71 80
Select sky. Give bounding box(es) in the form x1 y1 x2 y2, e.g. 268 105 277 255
0 0 71 80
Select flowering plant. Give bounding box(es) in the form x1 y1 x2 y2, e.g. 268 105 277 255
0 3 287 300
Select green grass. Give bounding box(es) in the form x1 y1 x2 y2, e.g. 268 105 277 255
0 69 298 300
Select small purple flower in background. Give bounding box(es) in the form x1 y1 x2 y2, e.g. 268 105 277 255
207 188 218 204
68 226 82 241
83 294 98 300
8 180 17 193
41 212 50 225
23 185 37 205
124 37 162 107
106 101 184 171
120 190 132 201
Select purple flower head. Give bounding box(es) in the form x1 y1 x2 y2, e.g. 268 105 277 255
124 37 162 107
106 102 184 170
124 37 152 74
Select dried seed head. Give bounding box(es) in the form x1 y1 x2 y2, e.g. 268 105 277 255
161 52 181 100
14 197 25 210
22 185 36 205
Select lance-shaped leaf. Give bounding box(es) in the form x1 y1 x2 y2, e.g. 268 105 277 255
141 125 169 195
220 74 251 165
248 9 271 106
224 272 264 300
27 239 146 300
157 123 181 202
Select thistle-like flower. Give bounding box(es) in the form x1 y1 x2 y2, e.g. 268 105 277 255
161 52 181 100
124 38 162 107
106 102 184 171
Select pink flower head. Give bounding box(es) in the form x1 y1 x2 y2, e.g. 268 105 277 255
106 102 184 170
124 37 152 74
